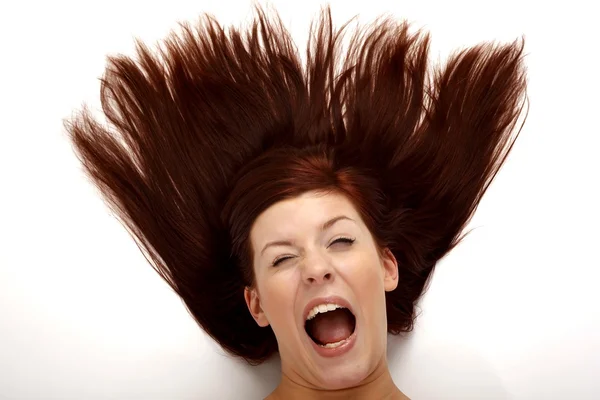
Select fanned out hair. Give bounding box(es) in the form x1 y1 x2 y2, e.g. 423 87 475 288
63 5 528 365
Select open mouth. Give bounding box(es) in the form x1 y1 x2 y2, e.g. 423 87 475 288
304 305 356 348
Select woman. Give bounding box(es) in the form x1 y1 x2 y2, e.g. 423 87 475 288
63 4 527 399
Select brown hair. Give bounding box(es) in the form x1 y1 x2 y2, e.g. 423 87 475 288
63 5 528 365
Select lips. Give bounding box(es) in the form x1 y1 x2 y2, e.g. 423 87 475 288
300 295 358 357
309 326 358 357
302 295 355 322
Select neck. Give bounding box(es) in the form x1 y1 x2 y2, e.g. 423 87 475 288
266 359 409 400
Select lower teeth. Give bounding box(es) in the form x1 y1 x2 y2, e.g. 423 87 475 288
319 338 349 348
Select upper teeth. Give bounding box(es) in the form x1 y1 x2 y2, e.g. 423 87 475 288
306 303 345 321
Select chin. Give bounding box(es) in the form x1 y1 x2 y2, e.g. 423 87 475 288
310 329 379 390
317 361 372 390
297 297 384 390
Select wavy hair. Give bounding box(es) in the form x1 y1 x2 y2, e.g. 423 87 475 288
63 5 528 365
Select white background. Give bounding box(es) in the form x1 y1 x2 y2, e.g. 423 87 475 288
1 0 599 399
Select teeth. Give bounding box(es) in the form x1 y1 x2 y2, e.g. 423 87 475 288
320 338 348 348
306 303 346 321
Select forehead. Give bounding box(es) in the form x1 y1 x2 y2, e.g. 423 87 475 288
250 191 360 241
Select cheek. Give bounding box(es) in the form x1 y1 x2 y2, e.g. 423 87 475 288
258 271 297 326
344 253 385 291
343 254 387 318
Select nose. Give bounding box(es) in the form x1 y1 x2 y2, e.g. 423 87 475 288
301 250 335 285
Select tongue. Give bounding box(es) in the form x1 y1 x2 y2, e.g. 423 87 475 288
308 309 354 345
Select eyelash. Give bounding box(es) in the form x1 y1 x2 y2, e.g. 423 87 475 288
271 237 356 267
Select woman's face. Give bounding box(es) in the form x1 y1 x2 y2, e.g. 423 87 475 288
245 190 399 389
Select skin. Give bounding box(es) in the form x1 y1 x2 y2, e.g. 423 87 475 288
244 190 410 399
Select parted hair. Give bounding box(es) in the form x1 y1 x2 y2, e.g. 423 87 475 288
63 5 528 365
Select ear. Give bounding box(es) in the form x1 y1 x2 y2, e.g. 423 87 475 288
381 247 399 292
244 286 270 327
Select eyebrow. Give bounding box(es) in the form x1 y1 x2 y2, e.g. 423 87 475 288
260 215 355 256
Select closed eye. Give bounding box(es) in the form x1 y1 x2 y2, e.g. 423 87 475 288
330 237 355 246
271 237 355 267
